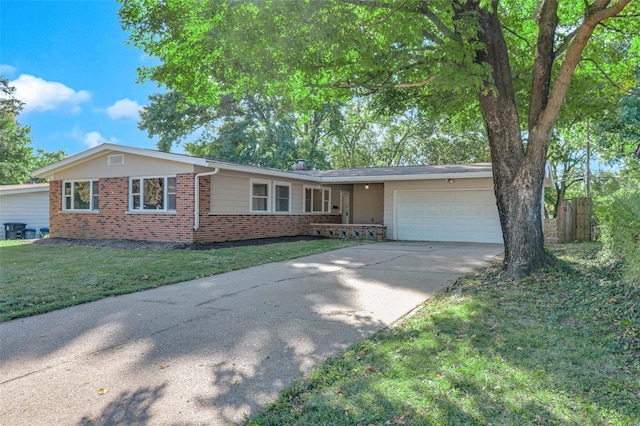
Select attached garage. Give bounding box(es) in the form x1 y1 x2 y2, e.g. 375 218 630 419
394 189 503 243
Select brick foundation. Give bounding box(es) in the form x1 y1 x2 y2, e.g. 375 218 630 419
309 224 386 241
195 214 341 243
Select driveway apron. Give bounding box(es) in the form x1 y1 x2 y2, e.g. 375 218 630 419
0 242 503 425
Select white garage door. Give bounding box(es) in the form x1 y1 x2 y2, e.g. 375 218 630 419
395 190 503 243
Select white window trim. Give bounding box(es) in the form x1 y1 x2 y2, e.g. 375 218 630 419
273 181 292 213
250 178 271 213
303 185 331 214
129 176 177 213
62 180 99 212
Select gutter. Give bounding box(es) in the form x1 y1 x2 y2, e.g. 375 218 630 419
193 169 219 231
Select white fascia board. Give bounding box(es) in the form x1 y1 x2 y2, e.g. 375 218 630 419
315 171 494 184
206 162 325 183
32 143 211 179
0 186 50 196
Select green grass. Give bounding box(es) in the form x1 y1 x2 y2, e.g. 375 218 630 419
0 238 362 321
244 243 640 426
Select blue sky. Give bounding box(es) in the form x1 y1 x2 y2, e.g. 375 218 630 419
1 0 165 156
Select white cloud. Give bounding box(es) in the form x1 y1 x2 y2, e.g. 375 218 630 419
106 98 141 120
71 126 118 149
0 64 17 76
10 74 91 114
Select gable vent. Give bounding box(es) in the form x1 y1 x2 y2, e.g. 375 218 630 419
108 154 124 166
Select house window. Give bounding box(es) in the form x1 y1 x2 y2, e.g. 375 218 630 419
304 186 331 213
130 176 177 211
63 180 99 211
274 182 291 213
251 179 270 212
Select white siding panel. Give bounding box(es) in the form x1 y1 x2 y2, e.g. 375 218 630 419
0 191 50 239
209 172 344 215
210 175 250 213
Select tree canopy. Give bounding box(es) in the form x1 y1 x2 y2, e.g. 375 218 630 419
119 0 640 277
0 77 66 184
139 90 489 169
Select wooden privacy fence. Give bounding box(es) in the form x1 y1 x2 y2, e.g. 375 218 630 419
557 197 593 243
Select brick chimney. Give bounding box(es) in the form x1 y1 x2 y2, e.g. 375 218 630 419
293 159 307 171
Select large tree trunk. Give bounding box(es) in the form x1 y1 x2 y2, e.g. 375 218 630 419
481 98 552 278
455 0 629 277
458 1 553 277
491 133 551 277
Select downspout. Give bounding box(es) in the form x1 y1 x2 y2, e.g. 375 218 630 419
194 169 219 231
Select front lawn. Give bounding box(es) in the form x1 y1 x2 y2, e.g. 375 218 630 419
245 243 640 425
0 238 361 321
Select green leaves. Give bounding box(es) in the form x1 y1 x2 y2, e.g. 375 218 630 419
0 76 66 184
594 178 640 286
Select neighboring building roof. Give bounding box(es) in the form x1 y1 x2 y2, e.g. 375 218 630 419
0 183 50 195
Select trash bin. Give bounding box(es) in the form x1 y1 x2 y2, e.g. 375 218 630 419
24 228 36 239
4 223 26 240
40 227 50 238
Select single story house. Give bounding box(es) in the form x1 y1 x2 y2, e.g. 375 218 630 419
32 143 552 244
0 183 50 240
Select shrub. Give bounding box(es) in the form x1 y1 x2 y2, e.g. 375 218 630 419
594 181 640 285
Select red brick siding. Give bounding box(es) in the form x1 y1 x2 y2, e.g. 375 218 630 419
50 173 342 244
49 174 196 243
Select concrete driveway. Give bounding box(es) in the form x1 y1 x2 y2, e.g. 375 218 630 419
0 242 502 425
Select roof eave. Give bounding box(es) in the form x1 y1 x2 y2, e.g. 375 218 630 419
32 143 211 179
0 186 50 195
207 161 325 182
316 171 494 184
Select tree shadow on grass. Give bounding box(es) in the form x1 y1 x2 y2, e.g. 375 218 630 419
246 273 640 425
78 383 166 426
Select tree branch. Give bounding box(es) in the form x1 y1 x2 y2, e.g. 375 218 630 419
581 58 640 95
370 0 408 26
416 3 462 43
422 30 445 46
337 0 394 9
529 0 559 131
501 24 532 49
534 0 633 140
333 75 435 90
553 27 578 58
394 76 437 88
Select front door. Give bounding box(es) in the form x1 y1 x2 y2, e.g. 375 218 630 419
340 191 351 224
